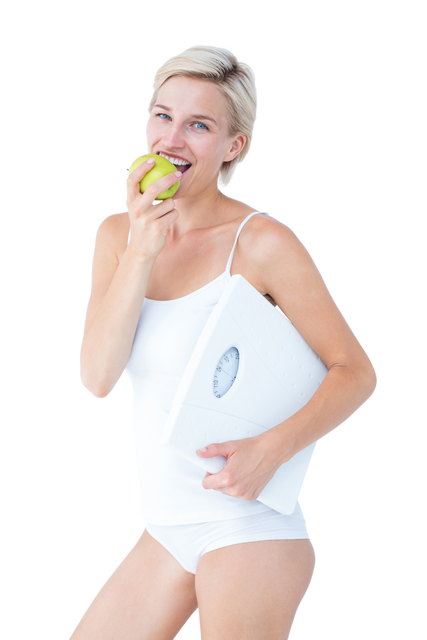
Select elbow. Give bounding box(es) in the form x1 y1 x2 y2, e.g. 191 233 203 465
367 365 377 396
80 368 114 399
360 361 377 401
80 349 117 398
80 383 116 401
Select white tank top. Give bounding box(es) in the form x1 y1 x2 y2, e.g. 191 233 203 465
125 211 274 524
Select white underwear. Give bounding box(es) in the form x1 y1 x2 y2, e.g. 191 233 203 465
145 504 309 575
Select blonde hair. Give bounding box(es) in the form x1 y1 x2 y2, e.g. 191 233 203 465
148 45 257 186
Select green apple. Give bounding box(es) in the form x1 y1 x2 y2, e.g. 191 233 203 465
128 153 180 200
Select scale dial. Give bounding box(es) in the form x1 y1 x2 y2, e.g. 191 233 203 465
213 347 239 398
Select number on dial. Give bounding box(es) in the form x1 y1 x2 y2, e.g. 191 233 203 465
213 347 240 398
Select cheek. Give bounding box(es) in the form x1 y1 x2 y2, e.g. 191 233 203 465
196 138 224 164
146 121 156 145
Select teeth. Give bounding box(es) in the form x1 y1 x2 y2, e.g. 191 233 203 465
158 152 190 166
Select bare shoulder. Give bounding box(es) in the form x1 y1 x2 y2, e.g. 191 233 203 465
241 211 298 250
256 211 297 233
243 214 306 263
251 215 320 288
97 211 128 230
244 212 314 316
96 211 129 261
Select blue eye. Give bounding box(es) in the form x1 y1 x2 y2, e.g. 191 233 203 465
155 113 209 131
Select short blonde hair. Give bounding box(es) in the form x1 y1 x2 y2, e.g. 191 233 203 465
148 45 257 186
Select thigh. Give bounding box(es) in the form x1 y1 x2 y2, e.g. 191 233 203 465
69 529 198 640
195 539 315 640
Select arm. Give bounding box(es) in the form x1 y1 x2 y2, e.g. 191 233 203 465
80 216 156 398
257 221 377 464
268 354 376 466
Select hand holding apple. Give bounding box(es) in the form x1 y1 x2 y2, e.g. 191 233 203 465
128 153 180 200
125 156 181 260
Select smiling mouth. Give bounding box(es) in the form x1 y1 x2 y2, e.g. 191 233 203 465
157 151 192 173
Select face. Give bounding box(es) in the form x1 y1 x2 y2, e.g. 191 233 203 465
146 76 246 199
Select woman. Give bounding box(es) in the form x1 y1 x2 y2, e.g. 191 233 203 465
75 46 376 639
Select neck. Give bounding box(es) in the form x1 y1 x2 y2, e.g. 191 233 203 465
168 183 232 240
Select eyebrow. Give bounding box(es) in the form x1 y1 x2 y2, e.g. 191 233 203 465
153 104 218 125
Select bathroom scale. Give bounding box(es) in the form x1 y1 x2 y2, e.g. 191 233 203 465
160 274 328 515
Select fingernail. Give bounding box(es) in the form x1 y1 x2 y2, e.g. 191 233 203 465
147 157 155 164
197 447 207 452
174 171 182 177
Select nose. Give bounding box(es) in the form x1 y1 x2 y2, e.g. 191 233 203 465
161 120 185 149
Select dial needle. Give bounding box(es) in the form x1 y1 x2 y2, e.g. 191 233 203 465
218 366 236 381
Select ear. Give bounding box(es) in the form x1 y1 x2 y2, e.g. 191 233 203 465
223 134 247 163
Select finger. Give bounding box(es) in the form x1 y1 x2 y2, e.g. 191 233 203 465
151 197 176 219
124 158 155 202
141 170 182 202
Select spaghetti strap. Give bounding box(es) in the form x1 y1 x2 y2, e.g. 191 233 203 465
225 211 266 276
127 225 131 246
